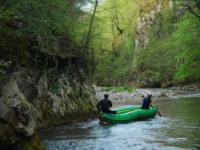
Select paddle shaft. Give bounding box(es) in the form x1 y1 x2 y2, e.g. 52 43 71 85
152 103 162 117
157 110 162 117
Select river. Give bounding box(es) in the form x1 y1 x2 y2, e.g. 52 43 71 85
40 90 200 150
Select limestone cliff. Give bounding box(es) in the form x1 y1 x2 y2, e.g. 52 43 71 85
135 0 170 51
0 49 96 149
133 0 175 87
132 0 193 88
134 0 186 52
135 4 161 50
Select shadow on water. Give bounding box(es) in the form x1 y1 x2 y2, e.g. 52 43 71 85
40 97 200 150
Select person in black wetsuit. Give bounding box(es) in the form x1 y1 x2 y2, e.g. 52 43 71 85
141 94 152 109
97 94 116 114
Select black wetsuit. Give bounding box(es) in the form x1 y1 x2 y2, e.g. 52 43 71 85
141 97 152 109
97 99 116 114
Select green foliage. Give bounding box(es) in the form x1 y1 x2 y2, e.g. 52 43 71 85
174 14 200 82
1 0 199 86
135 11 200 86
91 0 139 85
91 0 200 86
1 0 90 36
0 0 92 62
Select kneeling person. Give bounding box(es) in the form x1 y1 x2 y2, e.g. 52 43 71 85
97 94 116 114
141 94 152 109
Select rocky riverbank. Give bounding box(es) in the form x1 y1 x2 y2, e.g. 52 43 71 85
95 86 200 106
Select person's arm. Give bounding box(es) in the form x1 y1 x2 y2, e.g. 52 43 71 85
141 98 145 106
108 100 112 107
149 99 152 107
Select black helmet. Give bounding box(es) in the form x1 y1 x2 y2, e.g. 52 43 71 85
104 94 109 98
148 94 152 99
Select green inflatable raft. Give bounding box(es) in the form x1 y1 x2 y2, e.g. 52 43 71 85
100 105 157 123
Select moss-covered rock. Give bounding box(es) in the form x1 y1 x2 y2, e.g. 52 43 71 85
0 53 96 149
13 133 45 150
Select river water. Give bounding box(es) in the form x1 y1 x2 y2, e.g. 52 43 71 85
40 94 200 150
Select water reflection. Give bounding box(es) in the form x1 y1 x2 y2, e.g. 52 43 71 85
40 97 200 150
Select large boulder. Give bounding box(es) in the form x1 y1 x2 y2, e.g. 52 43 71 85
0 57 96 149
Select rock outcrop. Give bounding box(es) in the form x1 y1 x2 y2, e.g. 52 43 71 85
0 51 96 149
135 3 162 50
133 0 174 87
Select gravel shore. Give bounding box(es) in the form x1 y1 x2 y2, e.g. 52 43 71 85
95 86 200 106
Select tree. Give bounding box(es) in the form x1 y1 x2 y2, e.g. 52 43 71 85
183 0 200 19
85 0 99 48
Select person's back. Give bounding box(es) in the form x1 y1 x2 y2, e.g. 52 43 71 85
99 99 112 112
97 94 116 114
141 94 152 109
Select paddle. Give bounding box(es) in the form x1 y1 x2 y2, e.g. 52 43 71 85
152 105 162 117
157 110 162 117
97 110 105 125
98 115 104 124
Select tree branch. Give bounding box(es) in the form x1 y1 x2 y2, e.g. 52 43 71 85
184 4 200 19
84 0 99 48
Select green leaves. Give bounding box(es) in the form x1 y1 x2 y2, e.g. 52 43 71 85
137 11 200 85
91 0 138 85
173 13 200 82
0 0 96 68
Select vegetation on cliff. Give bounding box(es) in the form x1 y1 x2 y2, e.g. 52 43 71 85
0 1 97 149
0 0 200 149
133 0 200 87
1 0 199 86
88 0 200 87
0 0 95 72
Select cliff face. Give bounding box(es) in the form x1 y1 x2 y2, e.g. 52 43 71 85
135 2 162 51
134 0 172 52
0 1 97 149
132 0 198 88
0 50 96 149
133 0 173 87
134 0 186 52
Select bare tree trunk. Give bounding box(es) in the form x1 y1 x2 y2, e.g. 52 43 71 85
85 0 99 48
113 0 123 35
172 0 177 11
84 0 99 76
111 17 117 55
